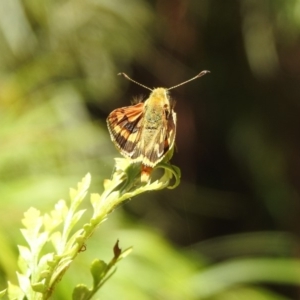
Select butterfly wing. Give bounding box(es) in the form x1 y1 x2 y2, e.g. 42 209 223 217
107 102 144 159
141 110 177 167
164 110 176 154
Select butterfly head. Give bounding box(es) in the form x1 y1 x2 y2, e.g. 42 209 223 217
146 87 170 107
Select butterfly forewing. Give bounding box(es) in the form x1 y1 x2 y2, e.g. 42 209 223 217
107 102 144 158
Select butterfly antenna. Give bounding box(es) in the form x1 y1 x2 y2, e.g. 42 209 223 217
118 72 153 92
168 70 210 91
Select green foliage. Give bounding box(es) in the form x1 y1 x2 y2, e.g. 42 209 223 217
73 241 132 300
1 157 180 299
3 159 299 299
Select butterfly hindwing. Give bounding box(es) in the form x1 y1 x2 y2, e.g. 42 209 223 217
140 109 176 167
164 110 176 154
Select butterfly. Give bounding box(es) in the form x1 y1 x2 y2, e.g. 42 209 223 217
107 71 210 182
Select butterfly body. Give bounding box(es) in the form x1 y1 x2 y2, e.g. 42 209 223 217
107 87 176 181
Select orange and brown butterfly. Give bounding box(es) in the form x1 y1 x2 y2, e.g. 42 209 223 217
107 71 210 182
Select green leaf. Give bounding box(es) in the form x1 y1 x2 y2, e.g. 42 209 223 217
7 282 24 300
116 247 133 261
31 281 46 293
90 193 101 209
32 232 49 254
71 210 86 229
50 231 62 253
70 173 91 208
49 257 72 286
21 207 42 230
36 253 54 279
90 260 107 287
72 284 91 300
64 229 85 253
16 272 31 299
17 245 31 273
43 200 67 232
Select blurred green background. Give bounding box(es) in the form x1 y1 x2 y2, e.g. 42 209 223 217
1 0 300 299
